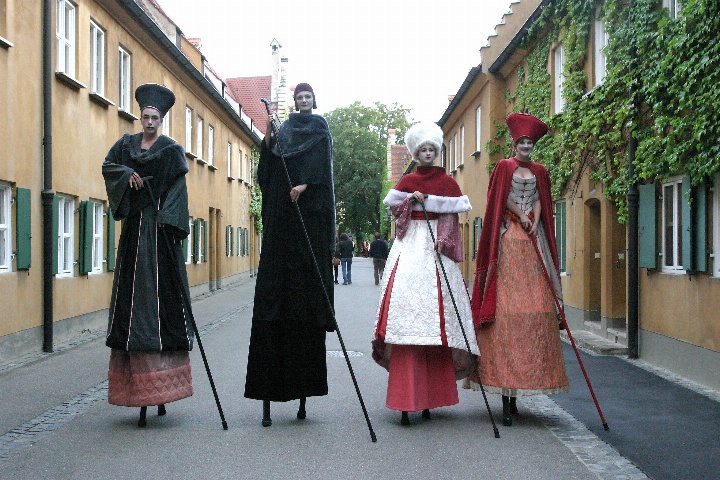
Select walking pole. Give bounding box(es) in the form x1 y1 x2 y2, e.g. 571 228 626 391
260 99 377 443
417 199 500 438
148 182 229 430
528 232 609 431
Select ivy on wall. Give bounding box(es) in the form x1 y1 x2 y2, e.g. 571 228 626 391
249 145 262 234
491 0 720 221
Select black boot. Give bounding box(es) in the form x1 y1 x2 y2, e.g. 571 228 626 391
262 400 272 427
157 404 166 416
502 395 512 426
297 397 306 420
400 411 410 426
138 406 147 427
422 409 431 419
509 396 518 415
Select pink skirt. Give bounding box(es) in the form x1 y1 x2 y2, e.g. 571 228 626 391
474 220 569 396
108 349 193 407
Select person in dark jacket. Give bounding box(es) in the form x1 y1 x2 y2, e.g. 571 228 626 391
369 232 389 285
102 84 194 428
337 233 354 285
244 83 337 427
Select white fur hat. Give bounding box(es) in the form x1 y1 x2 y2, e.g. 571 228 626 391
404 122 443 161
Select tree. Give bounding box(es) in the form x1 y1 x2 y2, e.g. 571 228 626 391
325 102 412 244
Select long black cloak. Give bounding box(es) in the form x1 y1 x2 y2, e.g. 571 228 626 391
244 113 336 401
102 133 194 352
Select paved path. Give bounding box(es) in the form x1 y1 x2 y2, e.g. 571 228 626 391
0 257 715 479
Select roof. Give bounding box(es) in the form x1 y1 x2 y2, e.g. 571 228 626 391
225 76 272 135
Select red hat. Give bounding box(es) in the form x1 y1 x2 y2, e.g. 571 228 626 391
506 113 548 144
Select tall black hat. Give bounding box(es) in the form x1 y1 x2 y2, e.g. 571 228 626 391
135 83 175 116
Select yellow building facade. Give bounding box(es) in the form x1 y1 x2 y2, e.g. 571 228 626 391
439 0 720 391
0 0 261 361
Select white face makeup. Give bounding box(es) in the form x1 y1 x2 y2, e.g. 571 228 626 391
416 144 437 167
295 91 314 113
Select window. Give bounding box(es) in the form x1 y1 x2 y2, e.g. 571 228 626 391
193 218 205 264
207 126 214 165
459 125 465 167
594 17 608 86
713 173 720 277
196 116 204 159
661 177 684 273
56 0 76 76
475 106 482 153
57 195 75 277
89 21 105 95
453 132 458 170
227 142 233 178
184 217 193 264
245 154 250 183
554 43 566 113
0 183 11 272
226 225 233 257
663 0 680 18
163 109 171 138
118 46 131 111
1 0 8 40
237 227 242 257
555 201 567 273
91 201 103 273
185 107 193 153
238 149 243 180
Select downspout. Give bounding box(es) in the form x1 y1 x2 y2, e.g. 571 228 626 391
626 1 639 359
42 0 54 352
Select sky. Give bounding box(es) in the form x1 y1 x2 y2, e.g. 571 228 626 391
157 0 514 123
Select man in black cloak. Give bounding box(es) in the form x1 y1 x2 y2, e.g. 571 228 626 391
102 83 194 427
244 83 337 427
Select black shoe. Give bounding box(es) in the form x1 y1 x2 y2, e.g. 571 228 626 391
157 404 166 416
400 411 410 426
422 409 431 419
138 406 147 427
334 280 339 284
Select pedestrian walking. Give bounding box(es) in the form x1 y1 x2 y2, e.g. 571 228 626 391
337 233 354 285
369 232 388 285
372 122 479 425
102 84 194 427
468 113 569 426
245 83 337 427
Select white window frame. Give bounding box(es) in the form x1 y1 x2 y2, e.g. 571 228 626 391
186 217 193 264
196 116 204 159
245 153 250 183
226 225 232 257
238 149 243 180
237 227 242 257
89 20 105 95
163 109 172 138
56 0 76 76
57 195 75 277
91 201 103 274
475 106 482 153
185 107 193 153
661 177 685 274
554 43 566 113
459 125 465 167
594 17 608 86
663 0 680 19
453 132 458 171
713 173 720 277
207 125 214 165
227 142 233 179
0 182 11 272
196 220 204 264
118 46 131 111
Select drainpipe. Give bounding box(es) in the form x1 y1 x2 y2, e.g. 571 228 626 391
626 1 639 359
42 0 54 352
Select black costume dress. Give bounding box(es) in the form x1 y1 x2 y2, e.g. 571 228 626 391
102 133 194 407
244 113 336 402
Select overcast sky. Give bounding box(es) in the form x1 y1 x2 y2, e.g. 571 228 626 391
158 0 513 124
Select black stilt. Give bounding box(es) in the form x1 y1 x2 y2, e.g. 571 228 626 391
422 409 431 419
262 400 272 427
158 404 166 416
138 406 147 427
297 397 307 420
400 411 410 426
509 397 518 415
502 395 512 426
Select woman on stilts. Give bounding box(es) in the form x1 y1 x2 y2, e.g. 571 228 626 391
372 122 479 426
244 83 336 426
468 113 569 426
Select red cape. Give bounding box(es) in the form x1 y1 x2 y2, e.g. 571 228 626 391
470 158 560 326
395 166 463 197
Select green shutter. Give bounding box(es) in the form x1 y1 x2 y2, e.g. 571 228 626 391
681 177 692 270
15 188 31 270
193 218 201 263
203 220 208 262
52 195 60 274
182 231 189 261
225 225 231 256
79 201 93 274
638 183 657 269
106 208 116 271
555 202 567 273
693 181 707 273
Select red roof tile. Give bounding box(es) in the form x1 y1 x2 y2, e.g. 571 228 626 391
226 76 272 135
